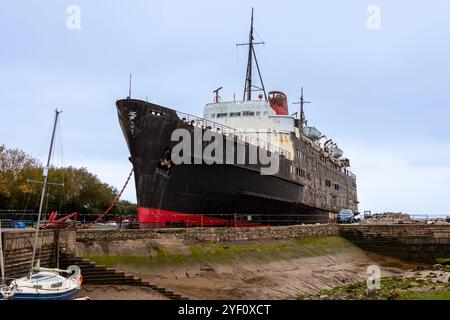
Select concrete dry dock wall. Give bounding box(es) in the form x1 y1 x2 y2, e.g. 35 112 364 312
71 225 340 256
339 225 450 262
2 224 449 278
75 224 340 242
1 229 57 279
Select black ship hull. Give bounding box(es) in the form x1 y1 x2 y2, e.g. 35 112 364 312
117 99 339 228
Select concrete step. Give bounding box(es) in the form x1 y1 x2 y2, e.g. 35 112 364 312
79 269 122 275
60 253 189 300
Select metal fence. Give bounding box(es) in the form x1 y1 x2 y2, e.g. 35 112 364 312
0 212 336 230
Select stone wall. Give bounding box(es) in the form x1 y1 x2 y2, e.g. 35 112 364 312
76 224 340 242
340 224 450 262
3 224 449 278
1 229 57 279
72 225 340 256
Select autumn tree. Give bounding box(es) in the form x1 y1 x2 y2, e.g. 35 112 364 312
0 145 136 221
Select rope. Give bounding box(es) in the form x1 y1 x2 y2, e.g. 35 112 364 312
86 168 134 227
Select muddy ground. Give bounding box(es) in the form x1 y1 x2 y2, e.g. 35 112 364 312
77 285 168 300
302 265 450 300
82 237 424 300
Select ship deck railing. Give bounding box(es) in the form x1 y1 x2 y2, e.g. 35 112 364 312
176 111 293 159
341 167 356 180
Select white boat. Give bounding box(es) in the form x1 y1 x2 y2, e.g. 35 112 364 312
1 270 81 300
0 110 82 300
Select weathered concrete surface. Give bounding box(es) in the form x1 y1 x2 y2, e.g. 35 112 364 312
3 224 449 281
2 225 340 278
72 225 340 256
1 229 57 279
81 237 419 300
340 224 450 262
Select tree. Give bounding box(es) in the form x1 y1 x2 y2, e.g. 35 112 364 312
0 145 42 209
0 145 136 221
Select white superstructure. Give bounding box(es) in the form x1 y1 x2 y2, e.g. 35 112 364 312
204 100 299 158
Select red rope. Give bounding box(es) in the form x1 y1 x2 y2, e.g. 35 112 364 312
85 168 134 227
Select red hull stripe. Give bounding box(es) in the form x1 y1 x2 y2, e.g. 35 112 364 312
137 207 261 227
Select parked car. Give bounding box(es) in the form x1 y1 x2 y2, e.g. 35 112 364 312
1 219 27 229
120 219 132 229
92 221 119 230
337 209 354 224
353 212 363 223
11 221 26 229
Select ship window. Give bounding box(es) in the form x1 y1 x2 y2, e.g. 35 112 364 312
325 180 331 187
243 111 255 117
211 114 216 118
229 112 241 118
256 112 261 116
217 113 228 118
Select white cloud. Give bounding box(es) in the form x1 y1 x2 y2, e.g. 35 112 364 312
347 143 450 215
69 159 136 204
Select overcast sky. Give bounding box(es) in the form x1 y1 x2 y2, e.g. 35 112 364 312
1 1 449 215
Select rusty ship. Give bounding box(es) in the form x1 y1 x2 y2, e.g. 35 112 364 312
116 10 358 228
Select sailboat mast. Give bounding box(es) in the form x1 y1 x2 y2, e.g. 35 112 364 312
244 8 254 101
0 221 4 285
29 109 61 278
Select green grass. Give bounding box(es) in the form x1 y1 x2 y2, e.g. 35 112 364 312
401 291 450 300
435 258 450 264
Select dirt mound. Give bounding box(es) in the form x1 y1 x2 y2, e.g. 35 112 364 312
364 212 414 225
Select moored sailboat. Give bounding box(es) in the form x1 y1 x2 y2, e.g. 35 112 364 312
0 110 82 300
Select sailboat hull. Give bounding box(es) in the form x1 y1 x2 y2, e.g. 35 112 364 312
11 287 80 300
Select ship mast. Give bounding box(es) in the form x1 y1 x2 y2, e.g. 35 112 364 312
237 8 267 101
294 87 311 127
245 9 254 101
29 109 61 279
